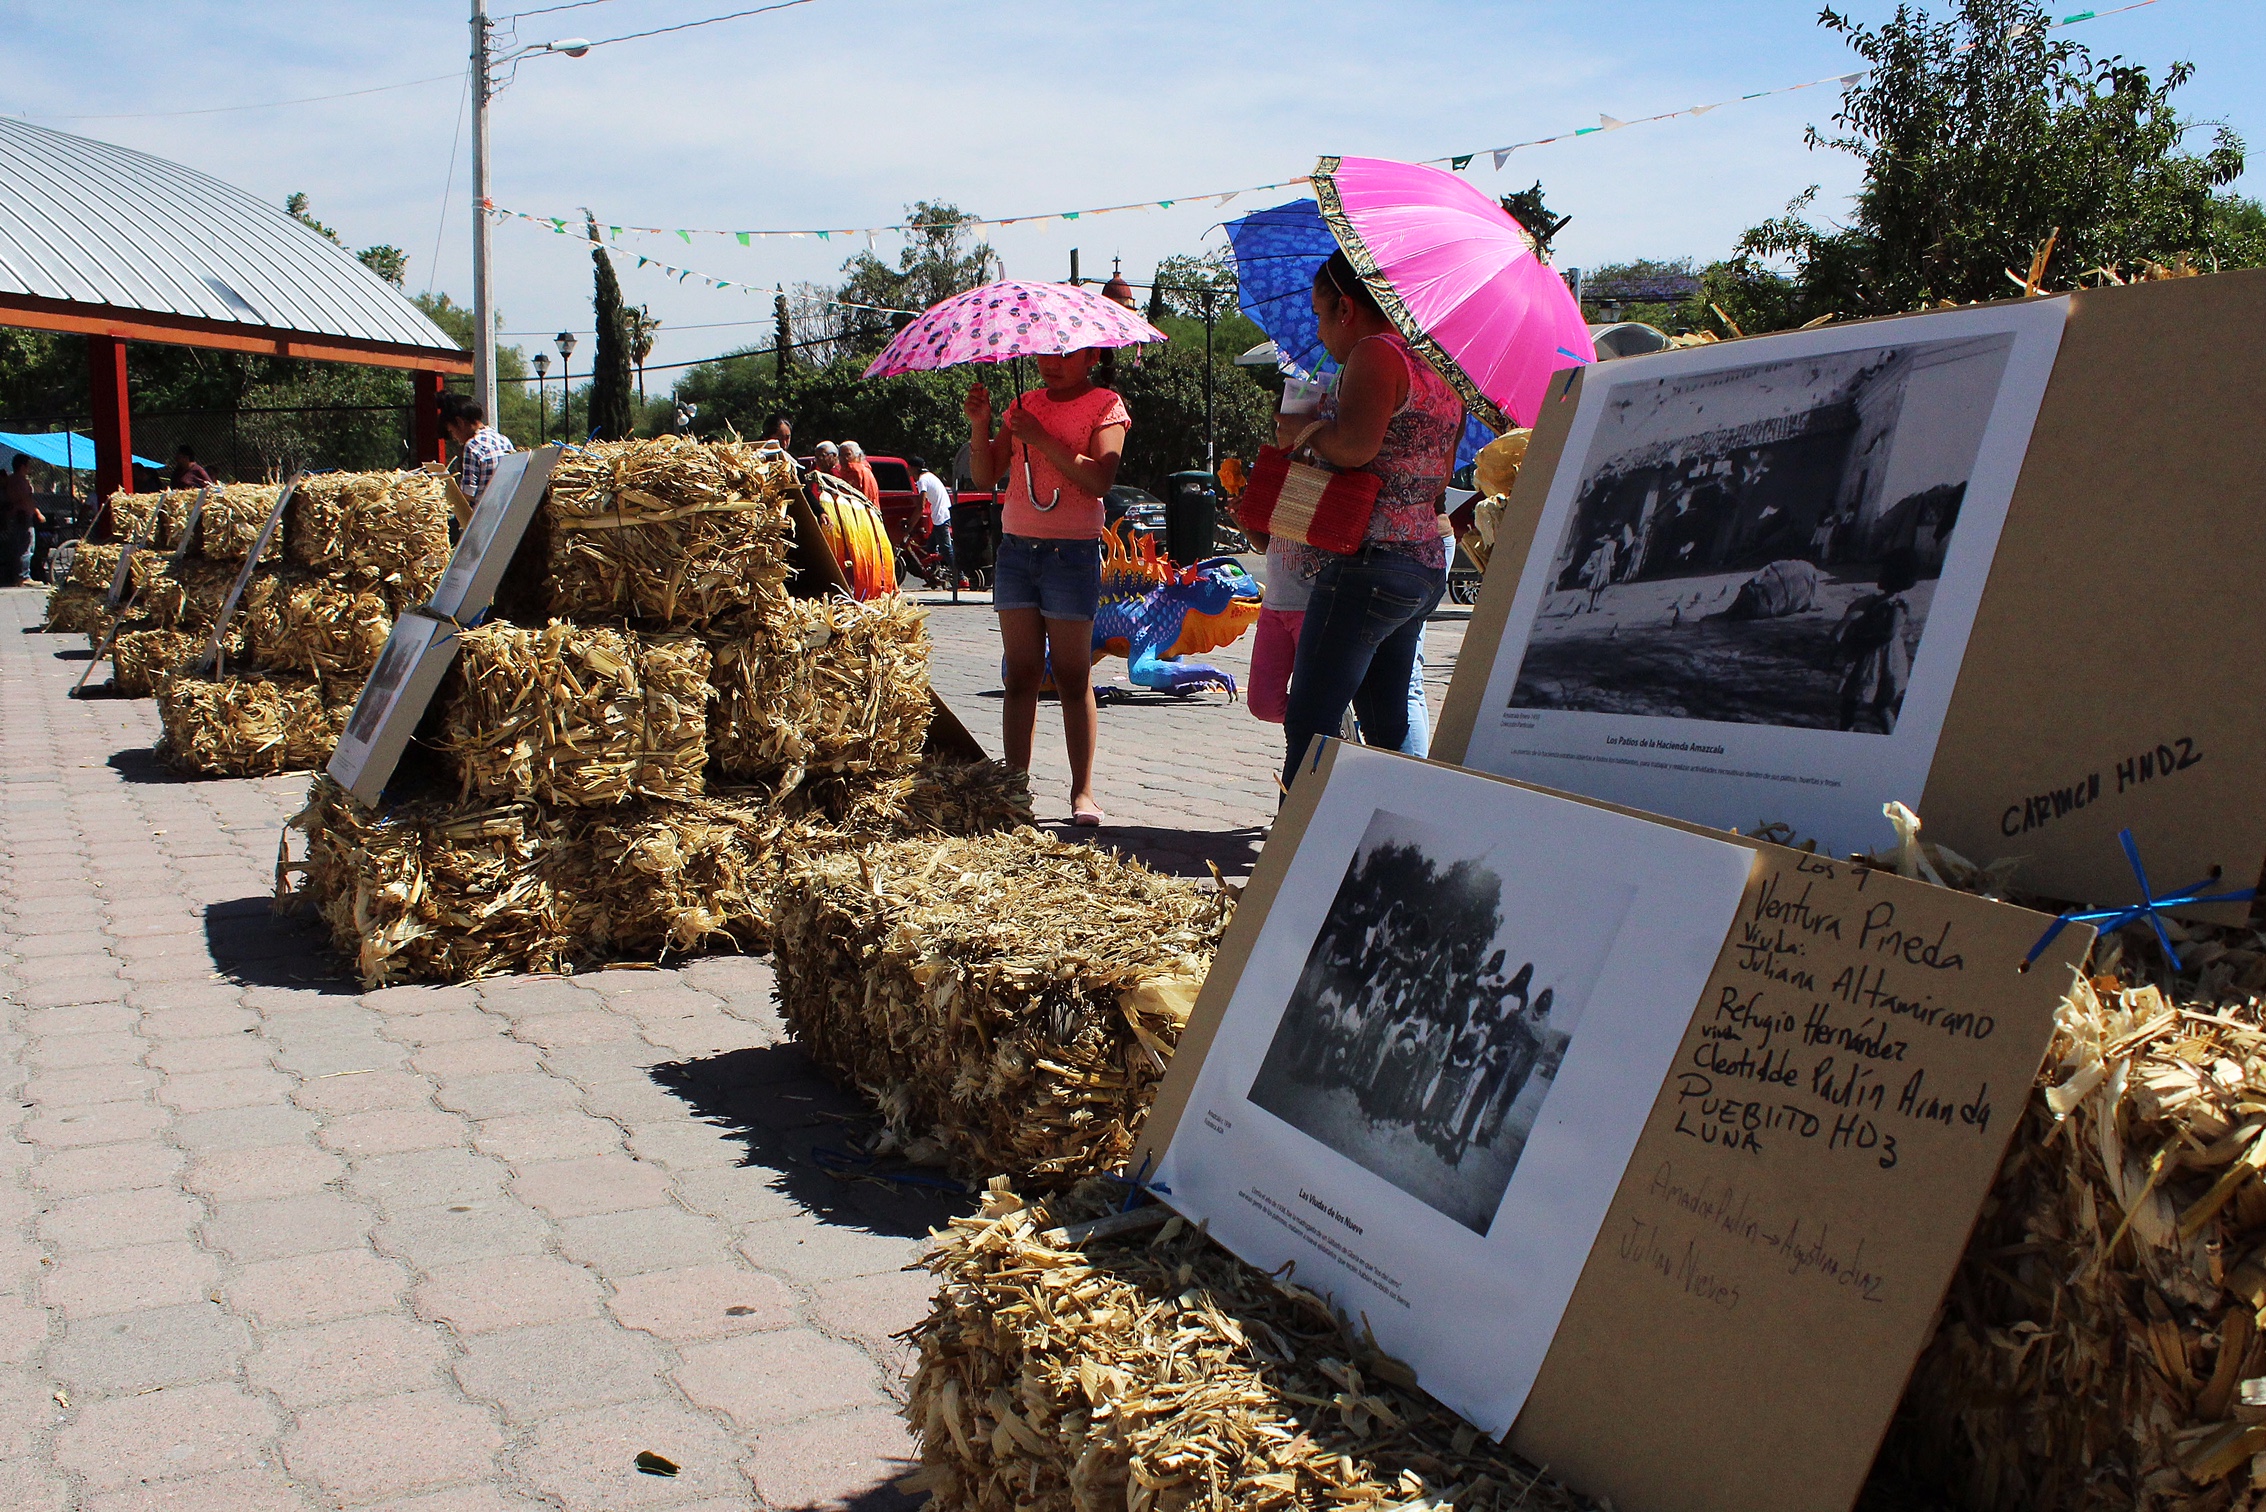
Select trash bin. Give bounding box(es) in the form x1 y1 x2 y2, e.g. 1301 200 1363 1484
950 496 996 590
1163 470 1218 565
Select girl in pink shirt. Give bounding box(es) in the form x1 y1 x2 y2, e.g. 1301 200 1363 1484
964 350 1132 826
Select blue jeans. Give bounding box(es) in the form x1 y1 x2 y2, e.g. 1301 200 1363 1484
1283 546 1445 792
993 533 1101 621
1 518 31 586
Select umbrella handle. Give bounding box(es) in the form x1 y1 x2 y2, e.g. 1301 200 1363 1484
1022 444 1062 513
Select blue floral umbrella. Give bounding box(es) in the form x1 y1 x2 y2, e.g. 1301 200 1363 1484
1223 197 1496 472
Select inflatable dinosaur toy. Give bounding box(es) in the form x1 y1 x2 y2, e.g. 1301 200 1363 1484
1035 524 1263 697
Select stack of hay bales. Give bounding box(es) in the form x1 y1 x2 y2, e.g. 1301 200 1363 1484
155 472 449 775
40 487 187 639
281 435 1001 987
771 829 1227 1183
904 1179 1589 1512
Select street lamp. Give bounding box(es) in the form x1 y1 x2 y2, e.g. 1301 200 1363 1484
556 331 578 442
469 1 592 423
532 352 550 445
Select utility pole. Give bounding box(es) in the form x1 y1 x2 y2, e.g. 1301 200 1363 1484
467 5 588 429
1200 287 1217 471
1068 249 1081 286
470 0 496 425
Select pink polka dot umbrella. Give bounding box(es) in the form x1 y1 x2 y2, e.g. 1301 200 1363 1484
861 279 1169 377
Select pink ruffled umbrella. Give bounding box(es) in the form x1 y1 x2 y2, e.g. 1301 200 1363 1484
1311 155 1594 431
862 279 1167 377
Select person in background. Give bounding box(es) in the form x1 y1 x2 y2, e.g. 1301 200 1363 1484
1275 251 1460 794
812 440 842 478
839 440 882 506
443 397 516 526
2 454 43 587
965 347 1130 827
911 454 955 588
760 413 793 450
169 445 216 491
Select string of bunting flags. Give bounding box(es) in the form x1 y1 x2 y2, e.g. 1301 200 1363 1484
494 0 2166 257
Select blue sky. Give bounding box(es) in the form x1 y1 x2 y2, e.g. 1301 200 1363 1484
7 0 2258 375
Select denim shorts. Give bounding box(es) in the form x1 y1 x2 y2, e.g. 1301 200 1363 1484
993 533 1102 621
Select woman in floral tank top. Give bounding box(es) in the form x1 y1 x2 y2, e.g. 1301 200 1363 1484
1267 251 1462 793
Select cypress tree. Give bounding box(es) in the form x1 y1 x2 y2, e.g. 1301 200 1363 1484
589 244 636 441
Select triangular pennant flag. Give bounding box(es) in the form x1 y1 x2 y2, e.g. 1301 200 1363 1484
1493 148 1514 169
1575 125 1601 135
735 232 750 247
677 269 691 282
1215 191 1238 207
1840 71 1865 85
676 229 691 243
817 230 830 240
1600 114 1627 130
609 226 621 239
1690 103 1717 115
1451 153 1474 171
1158 200 1174 209
1062 211 1080 220
636 255 650 268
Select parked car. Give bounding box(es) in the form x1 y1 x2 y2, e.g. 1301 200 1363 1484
1104 484 1165 544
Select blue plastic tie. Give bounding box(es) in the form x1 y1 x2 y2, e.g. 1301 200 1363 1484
1104 1152 1173 1213
2022 827 2256 967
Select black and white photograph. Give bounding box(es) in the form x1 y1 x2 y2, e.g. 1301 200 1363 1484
1248 807 1633 1235
1507 332 2017 733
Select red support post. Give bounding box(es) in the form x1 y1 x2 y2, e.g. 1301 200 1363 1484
87 334 132 523
411 371 448 467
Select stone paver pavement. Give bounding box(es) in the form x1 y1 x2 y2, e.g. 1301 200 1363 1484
2 575 1472 1509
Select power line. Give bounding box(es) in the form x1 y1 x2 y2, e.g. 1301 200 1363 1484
501 0 633 18
17 72 461 122
424 72 474 301
585 0 821 50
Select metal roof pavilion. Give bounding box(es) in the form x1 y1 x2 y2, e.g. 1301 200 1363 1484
0 116 470 501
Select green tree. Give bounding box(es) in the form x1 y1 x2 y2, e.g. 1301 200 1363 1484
1498 182 1572 259
1110 344 1275 492
415 292 540 446
629 305 661 406
827 202 1001 355
587 239 636 442
1149 250 1237 320
1741 0 2250 322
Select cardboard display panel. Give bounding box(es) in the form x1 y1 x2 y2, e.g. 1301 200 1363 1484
1136 740 2090 1512
1439 271 2266 912
324 612 460 805
427 446 562 623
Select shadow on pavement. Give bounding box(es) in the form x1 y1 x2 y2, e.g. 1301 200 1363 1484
204 895 360 994
648 1044 971 1242
107 748 185 783
1044 821 1267 882
51 646 94 660
777 1476 926 1512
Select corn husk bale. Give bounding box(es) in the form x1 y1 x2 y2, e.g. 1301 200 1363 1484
830 757 1035 839
110 629 205 698
1879 923 2266 1512
285 469 451 592
282 777 574 987
437 621 711 806
143 558 247 633
156 672 348 777
242 571 395 679
905 1179 1592 1512
67 542 123 591
540 435 796 625
104 488 192 549
708 593 931 790
773 829 1228 1184
562 794 794 959
42 583 109 635
195 483 287 562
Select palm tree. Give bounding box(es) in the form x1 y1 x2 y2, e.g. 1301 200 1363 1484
630 306 662 406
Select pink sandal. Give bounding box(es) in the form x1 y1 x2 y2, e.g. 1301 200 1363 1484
1071 803 1106 828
